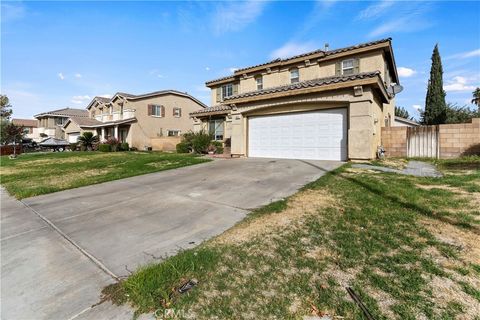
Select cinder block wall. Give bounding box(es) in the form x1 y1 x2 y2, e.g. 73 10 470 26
439 118 480 158
381 118 480 158
381 126 408 157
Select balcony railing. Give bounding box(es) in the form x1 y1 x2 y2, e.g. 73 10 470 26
94 109 135 123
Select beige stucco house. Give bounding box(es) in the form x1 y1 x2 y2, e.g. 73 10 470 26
33 108 89 142
191 38 400 160
62 90 206 150
12 119 37 140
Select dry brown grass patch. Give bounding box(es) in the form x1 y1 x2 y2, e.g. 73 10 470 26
214 189 338 245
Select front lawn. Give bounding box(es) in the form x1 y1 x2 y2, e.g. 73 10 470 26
0 152 210 199
106 157 480 319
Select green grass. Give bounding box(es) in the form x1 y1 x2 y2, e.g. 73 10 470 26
0 151 210 199
105 158 480 319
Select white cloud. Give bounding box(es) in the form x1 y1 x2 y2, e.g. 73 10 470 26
397 67 416 78
57 73 65 80
368 2 432 37
444 76 477 92
74 73 82 78
205 67 211 71
357 0 396 20
71 95 91 104
446 48 480 60
213 1 267 34
412 104 422 112
157 74 165 78
270 41 318 60
99 94 112 99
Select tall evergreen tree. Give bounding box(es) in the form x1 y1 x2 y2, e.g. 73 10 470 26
395 106 411 119
422 44 447 125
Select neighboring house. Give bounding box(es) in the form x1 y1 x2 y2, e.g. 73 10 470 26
33 108 89 142
191 38 400 161
62 90 206 149
12 119 37 139
394 116 419 127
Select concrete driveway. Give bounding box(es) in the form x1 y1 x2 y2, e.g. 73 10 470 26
1 158 342 320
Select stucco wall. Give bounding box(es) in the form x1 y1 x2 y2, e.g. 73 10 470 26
151 137 182 151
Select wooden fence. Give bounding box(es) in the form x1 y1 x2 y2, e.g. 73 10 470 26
406 126 439 158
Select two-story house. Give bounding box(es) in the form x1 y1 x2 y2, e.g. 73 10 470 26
62 90 206 150
12 119 38 140
33 108 89 142
191 38 400 161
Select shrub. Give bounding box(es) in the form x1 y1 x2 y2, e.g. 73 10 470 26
106 137 120 152
78 132 99 151
98 143 111 152
176 141 190 153
178 130 212 154
69 143 78 151
119 142 129 151
210 141 224 154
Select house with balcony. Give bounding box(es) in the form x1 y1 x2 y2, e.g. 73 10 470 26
62 90 206 149
191 38 400 161
33 108 89 142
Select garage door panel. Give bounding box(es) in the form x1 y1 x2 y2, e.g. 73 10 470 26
248 108 347 161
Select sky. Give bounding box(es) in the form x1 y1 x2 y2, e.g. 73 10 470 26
1 0 479 120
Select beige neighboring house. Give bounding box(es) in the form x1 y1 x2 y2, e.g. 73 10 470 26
12 119 37 139
394 116 419 127
62 90 207 149
191 38 401 160
33 108 89 142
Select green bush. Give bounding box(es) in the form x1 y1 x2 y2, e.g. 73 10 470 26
98 143 111 152
69 143 78 151
119 142 129 151
210 141 224 154
178 130 212 154
176 141 190 153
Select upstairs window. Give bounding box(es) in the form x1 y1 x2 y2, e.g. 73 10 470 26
221 84 233 100
256 76 263 90
168 130 181 137
290 68 299 84
173 107 182 118
54 117 66 126
342 59 355 75
148 104 164 117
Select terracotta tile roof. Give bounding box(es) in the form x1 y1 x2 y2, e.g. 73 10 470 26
190 105 231 116
206 38 391 85
35 107 89 118
12 118 37 127
223 71 381 101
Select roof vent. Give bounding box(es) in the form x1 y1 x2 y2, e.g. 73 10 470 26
324 43 329 52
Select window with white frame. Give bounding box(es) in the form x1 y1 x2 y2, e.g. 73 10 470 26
341 59 354 75
152 105 162 117
256 76 263 90
173 107 181 118
221 84 233 100
168 130 181 137
209 119 224 141
54 117 66 126
290 68 299 83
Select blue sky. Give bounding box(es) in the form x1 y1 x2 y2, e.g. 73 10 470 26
2 0 479 119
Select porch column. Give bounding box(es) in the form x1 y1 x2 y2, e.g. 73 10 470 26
114 125 119 139
101 127 105 141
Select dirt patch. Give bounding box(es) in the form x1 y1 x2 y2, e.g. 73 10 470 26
378 158 408 170
429 275 480 319
421 218 480 265
364 286 397 319
215 189 338 245
146 161 180 168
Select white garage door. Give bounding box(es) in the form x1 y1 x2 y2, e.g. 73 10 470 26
248 108 347 161
68 133 80 143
